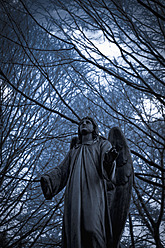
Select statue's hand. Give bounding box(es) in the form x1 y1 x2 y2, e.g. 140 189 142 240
103 147 118 179
110 147 119 160
104 147 119 165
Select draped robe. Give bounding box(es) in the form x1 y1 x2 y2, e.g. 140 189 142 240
41 137 115 248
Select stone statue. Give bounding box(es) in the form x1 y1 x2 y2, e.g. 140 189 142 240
40 117 134 248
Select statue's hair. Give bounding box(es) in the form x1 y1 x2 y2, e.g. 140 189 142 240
78 116 99 142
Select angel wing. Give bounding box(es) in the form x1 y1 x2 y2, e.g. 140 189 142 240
107 127 134 248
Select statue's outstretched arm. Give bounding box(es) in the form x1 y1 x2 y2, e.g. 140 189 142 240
40 151 71 200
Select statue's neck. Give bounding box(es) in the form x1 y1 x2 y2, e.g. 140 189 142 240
81 133 93 144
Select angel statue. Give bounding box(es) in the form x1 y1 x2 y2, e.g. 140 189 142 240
40 116 134 248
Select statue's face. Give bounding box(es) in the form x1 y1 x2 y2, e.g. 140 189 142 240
79 118 94 135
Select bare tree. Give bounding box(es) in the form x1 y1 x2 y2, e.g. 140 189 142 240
0 0 164 247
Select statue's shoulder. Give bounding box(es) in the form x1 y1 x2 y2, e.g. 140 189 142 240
98 135 111 147
70 136 79 149
70 135 110 149
98 135 107 141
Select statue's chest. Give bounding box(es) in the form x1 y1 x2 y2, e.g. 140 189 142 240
70 144 101 181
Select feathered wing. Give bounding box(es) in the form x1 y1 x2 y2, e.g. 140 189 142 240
107 127 134 248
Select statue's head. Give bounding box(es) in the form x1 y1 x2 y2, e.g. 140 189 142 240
78 116 99 142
